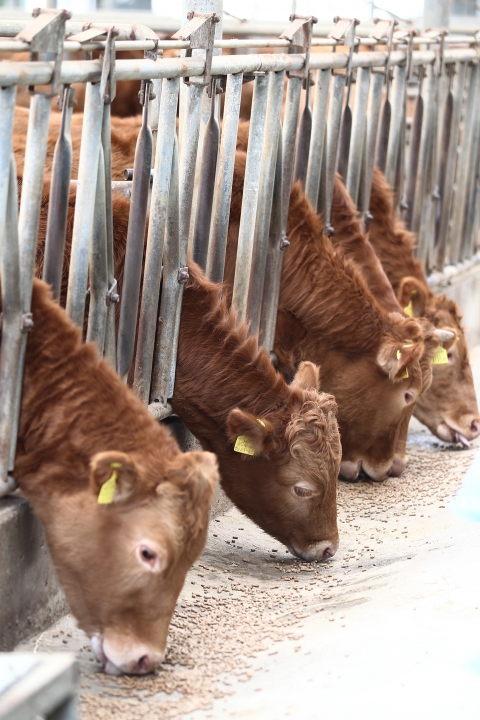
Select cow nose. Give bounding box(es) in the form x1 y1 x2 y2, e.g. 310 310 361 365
135 654 153 674
471 419 480 437
322 546 334 560
389 454 407 477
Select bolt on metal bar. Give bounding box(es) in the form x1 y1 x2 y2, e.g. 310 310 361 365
66 81 104 328
42 85 75 301
450 62 480 265
247 70 285 337
192 80 220 272
357 69 384 221
385 63 407 189
133 76 179 405
231 72 269 323
117 83 153 381
259 127 284 353
206 71 243 283
322 73 346 234
281 76 302 227
345 65 371 206
86 145 108 355
305 68 331 209
150 137 183 406
0 83 18 494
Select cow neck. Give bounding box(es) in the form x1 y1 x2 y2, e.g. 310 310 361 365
14 279 177 497
171 262 292 445
281 182 398 356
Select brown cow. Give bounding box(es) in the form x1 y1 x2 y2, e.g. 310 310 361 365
9 278 219 675
225 151 439 482
32 183 342 561
368 167 480 446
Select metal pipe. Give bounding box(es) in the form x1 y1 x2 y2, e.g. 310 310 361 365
178 83 203 253
86 145 108 355
133 76 179 405
403 68 425 230
231 72 269 323
66 81 104 328
101 103 118 369
415 64 438 263
345 66 370 206
206 71 243 283
247 70 285 337
411 64 436 238
117 83 153 381
293 80 313 189
357 69 384 219
42 85 75 301
305 68 330 209
385 63 407 189
322 73 346 233
281 76 302 229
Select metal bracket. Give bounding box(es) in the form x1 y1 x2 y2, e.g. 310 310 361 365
144 38 159 61
15 8 71 97
106 279 120 305
424 28 448 77
280 235 290 250
393 28 416 81
178 266 189 284
21 313 34 332
99 27 119 105
328 16 360 85
279 14 317 87
172 12 220 89
370 18 398 80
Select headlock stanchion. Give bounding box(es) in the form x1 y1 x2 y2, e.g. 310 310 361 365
2 6 480 495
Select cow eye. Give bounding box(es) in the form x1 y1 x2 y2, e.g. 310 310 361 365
293 485 313 498
141 546 156 562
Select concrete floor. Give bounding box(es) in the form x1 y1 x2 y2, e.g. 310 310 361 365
17 353 480 720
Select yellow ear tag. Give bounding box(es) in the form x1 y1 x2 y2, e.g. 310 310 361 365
97 462 122 505
234 436 255 456
396 349 401 360
404 300 414 317
257 419 266 427
432 346 449 365
400 367 409 379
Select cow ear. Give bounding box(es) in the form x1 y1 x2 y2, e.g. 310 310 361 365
397 277 427 317
377 341 420 381
226 408 275 458
90 451 138 505
290 361 320 391
436 326 457 351
274 309 307 379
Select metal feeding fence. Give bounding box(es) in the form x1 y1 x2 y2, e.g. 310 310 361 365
1 6 480 496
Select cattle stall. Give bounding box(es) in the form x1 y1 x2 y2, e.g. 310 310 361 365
1 8 480 497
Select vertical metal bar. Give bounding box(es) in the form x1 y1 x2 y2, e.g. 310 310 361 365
148 77 162 162
117 84 153 381
259 133 284 353
86 145 108 355
133 76 179 405
450 63 480 265
305 68 330 209
281 76 302 229
102 102 117 369
358 70 384 218
385 63 407 191
43 86 74 301
0 152 21 497
66 82 104 328
411 63 436 237
346 66 371 207
322 73 346 233
293 81 312 188
435 61 467 270
415 65 439 264
231 72 269 323
247 70 285 337
403 69 425 230
192 82 220 272
206 71 243 283
150 138 182 406
179 83 204 253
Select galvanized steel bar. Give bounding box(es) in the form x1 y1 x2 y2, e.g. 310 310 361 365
86 146 108 355
231 72 269 323
385 63 407 189
101 103 118 368
281 76 302 229
414 65 438 262
358 69 384 219
345 65 371 206
133 76 179 405
178 83 203 252
305 68 331 209
66 81 104 328
117 84 153 381
148 77 162 161
411 64 436 238
150 138 183 406
322 73 346 233
403 68 425 230
206 71 243 283
247 70 285 337
42 85 75 301
293 82 313 189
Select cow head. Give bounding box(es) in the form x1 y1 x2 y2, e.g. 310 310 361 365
40 449 218 675
398 278 480 446
274 309 437 482
225 362 341 562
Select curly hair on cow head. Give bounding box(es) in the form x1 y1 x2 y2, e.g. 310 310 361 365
285 389 341 468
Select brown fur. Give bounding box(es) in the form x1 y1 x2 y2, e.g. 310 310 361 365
225 151 439 481
32 185 342 559
9 279 218 674
368 167 480 442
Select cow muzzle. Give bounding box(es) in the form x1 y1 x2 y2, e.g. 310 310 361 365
91 634 164 676
436 416 480 447
289 538 339 562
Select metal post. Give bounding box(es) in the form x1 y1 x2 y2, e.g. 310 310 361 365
357 69 384 220
346 66 371 206
179 83 203 251
321 73 346 233
102 102 118 369
411 63 435 237
133 76 179 405
403 66 425 230
281 76 302 224
305 68 330 208
385 63 407 191
86 146 108 355
231 72 269 323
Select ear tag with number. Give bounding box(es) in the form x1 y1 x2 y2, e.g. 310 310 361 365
432 346 449 365
234 436 256 456
97 462 122 505
404 300 414 317
400 367 409 379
